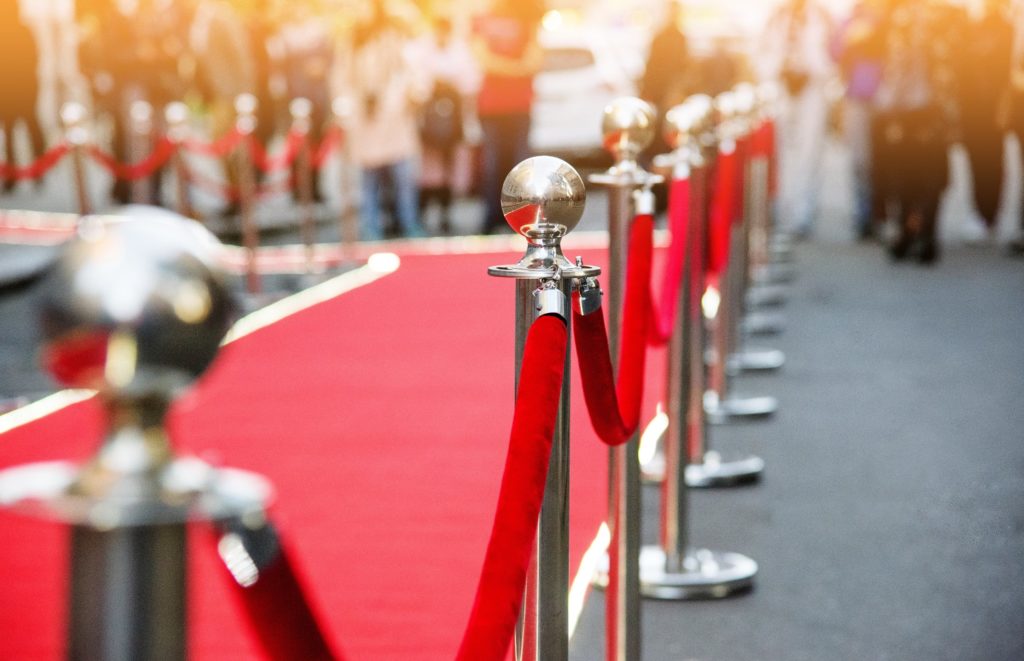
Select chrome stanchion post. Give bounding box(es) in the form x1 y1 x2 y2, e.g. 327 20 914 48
290 97 318 278
165 102 197 220
129 99 154 205
0 214 270 660
235 93 261 295
331 96 358 251
636 99 757 598
587 97 661 661
727 84 786 374
61 102 92 215
704 92 778 423
488 157 600 661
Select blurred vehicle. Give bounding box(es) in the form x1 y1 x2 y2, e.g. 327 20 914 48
529 29 640 162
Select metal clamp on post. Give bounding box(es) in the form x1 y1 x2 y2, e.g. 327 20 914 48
575 274 603 317
488 156 598 661
0 214 272 660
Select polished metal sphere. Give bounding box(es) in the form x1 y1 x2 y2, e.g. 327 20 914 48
664 103 697 150
500 156 586 236
601 97 657 161
733 83 757 117
38 212 235 396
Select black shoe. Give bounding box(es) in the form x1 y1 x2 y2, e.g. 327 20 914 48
889 236 911 261
917 242 939 265
1008 237 1024 257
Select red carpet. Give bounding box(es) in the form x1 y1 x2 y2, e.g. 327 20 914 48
0 248 668 660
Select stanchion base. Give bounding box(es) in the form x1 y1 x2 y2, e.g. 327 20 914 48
741 311 786 336
686 451 764 488
745 284 788 309
634 546 756 600
727 348 785 373
705 393 778 423
640 450 665 484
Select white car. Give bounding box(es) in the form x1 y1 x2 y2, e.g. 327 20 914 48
530 30 641 161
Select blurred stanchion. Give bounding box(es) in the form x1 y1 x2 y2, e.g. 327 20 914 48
331 97 358 253
234 94 261 295
129 100 155 205
484 156 600 661
290 98 318 278
60 102 92 216
704 91 778 424
165 102 197 220
588 97 662 661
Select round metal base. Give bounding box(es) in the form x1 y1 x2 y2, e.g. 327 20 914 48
741 311 786 336
705 393 778 423
745 284 788 309
686 451 764 488
727 348 785 373
632 546 756 600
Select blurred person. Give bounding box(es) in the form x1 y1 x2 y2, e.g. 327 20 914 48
640 0 693 119
833 0 888 240
875 0 952 264
331 0 427 241
956 0 1014 232
1009 0 1024 255
279 6 334 203
472 0 544 234
699 37 740 97
0 0 46 193
414 15 480 235
759 0 835 238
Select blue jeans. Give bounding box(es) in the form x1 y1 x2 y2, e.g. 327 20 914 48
479 113 532 232
359 158 424 240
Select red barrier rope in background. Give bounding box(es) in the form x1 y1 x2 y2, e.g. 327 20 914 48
87 137 176 181
247 131 304 174
0 144 71 181
313 126 344 170
648 176 690 345
708 146 739 278
455 313 568 661
184 128 244 158
573 213 654 446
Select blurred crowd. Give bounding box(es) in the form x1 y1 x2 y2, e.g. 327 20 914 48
2 0 1024 258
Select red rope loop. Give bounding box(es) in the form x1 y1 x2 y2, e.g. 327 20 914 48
648 176 691 345
312 125 344 170
248 131 305 173
183 127 244 157
456 314 568 661
573 213 654 446
87 137 176 181
0 144 71 180
708 146 739 277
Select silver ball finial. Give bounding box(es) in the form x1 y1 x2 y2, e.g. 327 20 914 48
601 97 657 164
664 103 699 151
501 156 586 237
38 213 235 398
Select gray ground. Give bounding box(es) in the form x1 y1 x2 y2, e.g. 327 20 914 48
1 137 1023 658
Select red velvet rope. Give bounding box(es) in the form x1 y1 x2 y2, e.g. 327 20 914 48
0 144 70 180
213 525 342 661
648 176 690 345
708 146 738 277
247 131 305 173
87 137 175 181
183 128 244 157
573 213 654 446
312 126 344 170
456 314 568 661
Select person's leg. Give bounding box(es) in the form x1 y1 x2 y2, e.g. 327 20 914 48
359 165 384 241
963 126 1004 228
391 157 425 238
845 99 874 239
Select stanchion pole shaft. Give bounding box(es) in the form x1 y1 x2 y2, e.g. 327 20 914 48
171 148 194 220
297 135 316 274
70 144 91 216
237 141 261 294
513 279 571 661
687 166 710 462
603 183 641 661
660 248 690 569
69 524 186 661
